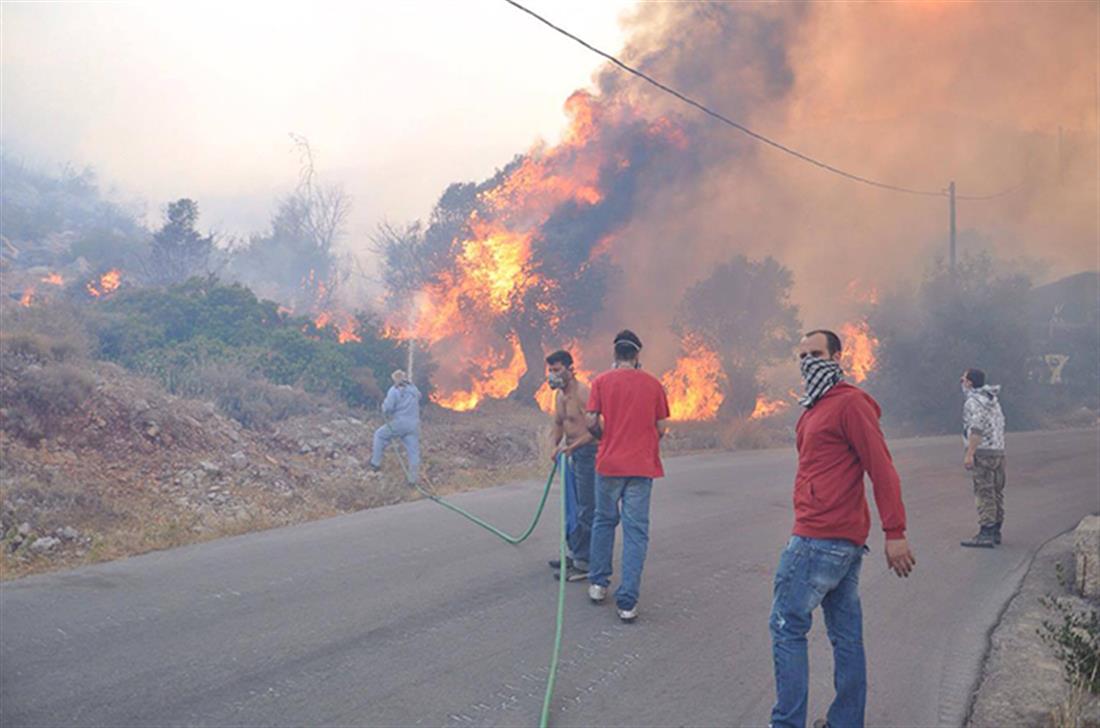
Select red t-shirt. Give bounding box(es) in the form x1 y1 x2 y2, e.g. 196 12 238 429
587 368 670 478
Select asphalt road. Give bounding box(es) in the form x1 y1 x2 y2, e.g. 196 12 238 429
2 429 1097 728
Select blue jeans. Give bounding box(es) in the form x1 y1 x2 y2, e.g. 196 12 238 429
588 475 653 610
769 535 867 728
565 444 597 564
371 423 419 483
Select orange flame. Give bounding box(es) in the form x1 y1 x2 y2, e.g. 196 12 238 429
41 273 64 286
313 311 362 344
839 319 879 383
387 91 686 412
750 394 790 420
398 222 543 347
19 288 34 307
100 270 121 293
661 335 727 421
86 269 122 298
535 382 556 414
432 334 528 411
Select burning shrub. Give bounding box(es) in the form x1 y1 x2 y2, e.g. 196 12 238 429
674 256 801 419
375 90 690 409
662 335 728 421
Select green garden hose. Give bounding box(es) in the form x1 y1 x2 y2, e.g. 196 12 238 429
387 443 569 727
410 459 558 544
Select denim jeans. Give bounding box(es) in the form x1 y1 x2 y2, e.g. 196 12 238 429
371 423 419 483
565 444 597 564
588 475 653 610
769 535 867 728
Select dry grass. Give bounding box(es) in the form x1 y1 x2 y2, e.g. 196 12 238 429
720 419 792 451
1048 672 1100 728
0 300 93 359
0 330 86 364
169 361 323 430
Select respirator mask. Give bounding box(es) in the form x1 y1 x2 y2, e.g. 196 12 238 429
547 372 567 390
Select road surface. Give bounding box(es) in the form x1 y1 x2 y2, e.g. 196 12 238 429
2 429 1097 727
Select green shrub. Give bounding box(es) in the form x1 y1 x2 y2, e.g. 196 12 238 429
1038 564 1100 694
88 277 414 411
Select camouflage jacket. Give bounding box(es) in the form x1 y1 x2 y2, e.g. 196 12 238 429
963 385 1006 453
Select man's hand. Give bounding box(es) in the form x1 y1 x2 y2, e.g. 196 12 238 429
885 538 915 578
963 452 975 470
551 444 569 462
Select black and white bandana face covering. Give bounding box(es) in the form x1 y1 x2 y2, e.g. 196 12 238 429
799 355 844 408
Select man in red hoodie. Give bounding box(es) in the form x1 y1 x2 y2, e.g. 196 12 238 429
769 330 915 728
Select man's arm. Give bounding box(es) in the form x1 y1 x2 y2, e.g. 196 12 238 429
842 398 915 578
964 431 982 469
549 392 566 460
963 400 983 469
656 381 671 440
381 387 397 417
585 379 603 439
565 383 595 451
585 412 603 439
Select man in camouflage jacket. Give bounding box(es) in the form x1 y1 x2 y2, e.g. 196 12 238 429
960 368 1006 548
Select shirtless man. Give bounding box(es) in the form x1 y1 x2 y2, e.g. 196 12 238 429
546 349 598 582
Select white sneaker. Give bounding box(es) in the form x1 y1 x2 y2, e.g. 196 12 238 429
588 584 607 602
617 606 638 622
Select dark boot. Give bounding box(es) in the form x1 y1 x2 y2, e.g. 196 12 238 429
993 522 1002 545
961 525 997 548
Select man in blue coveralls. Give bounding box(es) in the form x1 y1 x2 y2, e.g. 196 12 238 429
370 369 422 484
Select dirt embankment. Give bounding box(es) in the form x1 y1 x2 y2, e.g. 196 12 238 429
0 353 551 580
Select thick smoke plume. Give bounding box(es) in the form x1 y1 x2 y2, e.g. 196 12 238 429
383 1 1096 412
592 1 1096 337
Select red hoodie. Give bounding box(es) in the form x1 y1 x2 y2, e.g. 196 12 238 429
793 382 907 547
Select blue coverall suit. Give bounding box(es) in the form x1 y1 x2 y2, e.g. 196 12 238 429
371 383 421 483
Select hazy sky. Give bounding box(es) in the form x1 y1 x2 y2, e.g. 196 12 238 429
2 1 633 244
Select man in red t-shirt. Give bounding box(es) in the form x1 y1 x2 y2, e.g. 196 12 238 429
584 329 670 622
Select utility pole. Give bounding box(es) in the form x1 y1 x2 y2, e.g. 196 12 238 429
1057 125 1065 185
948 180 957 273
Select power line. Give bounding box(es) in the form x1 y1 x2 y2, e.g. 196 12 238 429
955 181 1027 201
504 0 1025 202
